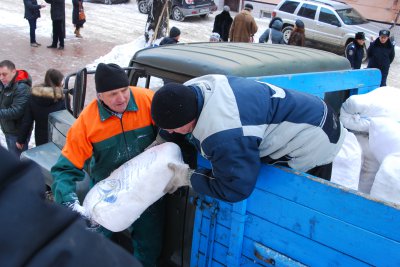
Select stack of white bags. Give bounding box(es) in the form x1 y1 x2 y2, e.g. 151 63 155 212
332 86 400 205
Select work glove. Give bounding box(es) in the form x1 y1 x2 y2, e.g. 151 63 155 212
164 162 194 194
145 134 166 150
64 200 100 232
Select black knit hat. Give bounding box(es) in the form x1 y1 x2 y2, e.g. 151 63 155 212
95 63 129 93
151 83 198 129
169 27 181 38
295 19 304 29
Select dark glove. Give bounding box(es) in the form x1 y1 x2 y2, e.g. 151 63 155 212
164 162 194 194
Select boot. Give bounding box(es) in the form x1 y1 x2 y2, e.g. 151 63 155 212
75 28 82 38
74 28 78 35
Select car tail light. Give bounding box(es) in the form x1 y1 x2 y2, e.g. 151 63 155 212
272 11 276 18
185 0 194 4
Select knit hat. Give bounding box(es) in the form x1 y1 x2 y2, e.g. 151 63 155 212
244 3 253 10
151 83 198 129
169 27 181 38
355 32 365 40
210 32 221 42
95 63 129 93
379 29 390 37
295 19 304 29
223 5 230 12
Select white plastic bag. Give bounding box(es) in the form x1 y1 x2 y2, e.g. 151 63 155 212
369 117 400 164
83 142 183 232
331 130 361 190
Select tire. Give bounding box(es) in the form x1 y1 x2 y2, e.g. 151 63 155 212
282 25 294 44
200 14 208 18
172 6 184 21
138 0 148 14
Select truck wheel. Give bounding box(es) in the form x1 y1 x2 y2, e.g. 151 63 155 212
138 0 148 14
172 6 184 21
282 25 293 44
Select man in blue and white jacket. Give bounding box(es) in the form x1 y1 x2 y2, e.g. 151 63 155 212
151 75 345 202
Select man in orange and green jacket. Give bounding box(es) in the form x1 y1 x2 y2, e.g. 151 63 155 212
51 63 162 267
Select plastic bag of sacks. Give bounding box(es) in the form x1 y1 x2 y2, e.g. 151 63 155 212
340 86 400 133
370 153 400 205
369 117 400 164
331 130 361 190
83 142 183 232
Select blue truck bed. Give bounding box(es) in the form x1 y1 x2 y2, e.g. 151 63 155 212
190 69 400 266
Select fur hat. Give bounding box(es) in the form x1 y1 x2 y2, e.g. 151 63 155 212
169 27 181 38
95 63 129 93
151 83 198 129
355 32 365 40
244 3 253 10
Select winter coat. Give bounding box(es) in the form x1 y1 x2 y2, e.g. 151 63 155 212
51 86 156 204
17 85 65 146
229 10 258 42
346 40 364 69
175 75 345 202
212 10 233 42
23 0 41 20
288 28 305 46
367 38 395 73
44 0 65 20
0 146 144 267
159 37 179 45
72 0 85 26
259 19 284 44
0 70 32 135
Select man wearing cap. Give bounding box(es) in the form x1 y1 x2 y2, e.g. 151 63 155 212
229 3 258 42
367 29 395 86
159 26 181 45
346 32 366 69
51 63 163 267
151 75 345 202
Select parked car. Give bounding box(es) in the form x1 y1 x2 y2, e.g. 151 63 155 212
83 0 129 4
272 0 386 55
136 0 217 21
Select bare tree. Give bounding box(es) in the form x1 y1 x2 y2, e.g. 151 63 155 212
145 0 170 46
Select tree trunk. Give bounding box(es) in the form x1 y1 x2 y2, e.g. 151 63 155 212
145 0 169 46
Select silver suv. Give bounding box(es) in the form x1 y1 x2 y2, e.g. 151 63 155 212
273 0 384 54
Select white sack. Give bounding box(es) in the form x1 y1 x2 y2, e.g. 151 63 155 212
83 142 183 232
369 118 400 164
370 153 400 205
355 133 380 194
340 86 400 132
331 130 361 190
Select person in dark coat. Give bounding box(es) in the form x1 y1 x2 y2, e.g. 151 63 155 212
23 0 46 47
45 0 65 50
259 17 284 44
212 6 233 42
16 69 65 150
72 0 85 38
367 29 395 86
159 26 181 45
345 32 365 69
0 145 143 267
288 19 305 46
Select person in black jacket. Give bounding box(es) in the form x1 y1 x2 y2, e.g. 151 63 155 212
212 6 233 42
346 32 365 69
159 26 181 45
45 0 65 50
367 29 395 86
16 69 65 150
72 0 85 38
23 0 46 47
0 145 143 267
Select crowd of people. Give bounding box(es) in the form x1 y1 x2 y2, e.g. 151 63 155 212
0 3 397 267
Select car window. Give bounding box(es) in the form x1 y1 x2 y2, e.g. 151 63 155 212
298 4 317 19
319 7 340 26
278 0 299 14
336 8 368 25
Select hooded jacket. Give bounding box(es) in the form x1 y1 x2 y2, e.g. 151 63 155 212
213 10 233 41
0 70 32 135
259 19 284 44
181 75 345 202
51 86 156 204
229 9 258 42
17 85 65 146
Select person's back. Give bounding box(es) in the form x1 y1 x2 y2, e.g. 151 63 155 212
288 19 305 46
213 6 233 42
259 18 284 44
229 4 258 42
159 26 180 45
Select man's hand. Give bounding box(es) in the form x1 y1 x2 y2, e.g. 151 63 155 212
164 162 194 194
145 134 166 150
65 201 100 231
